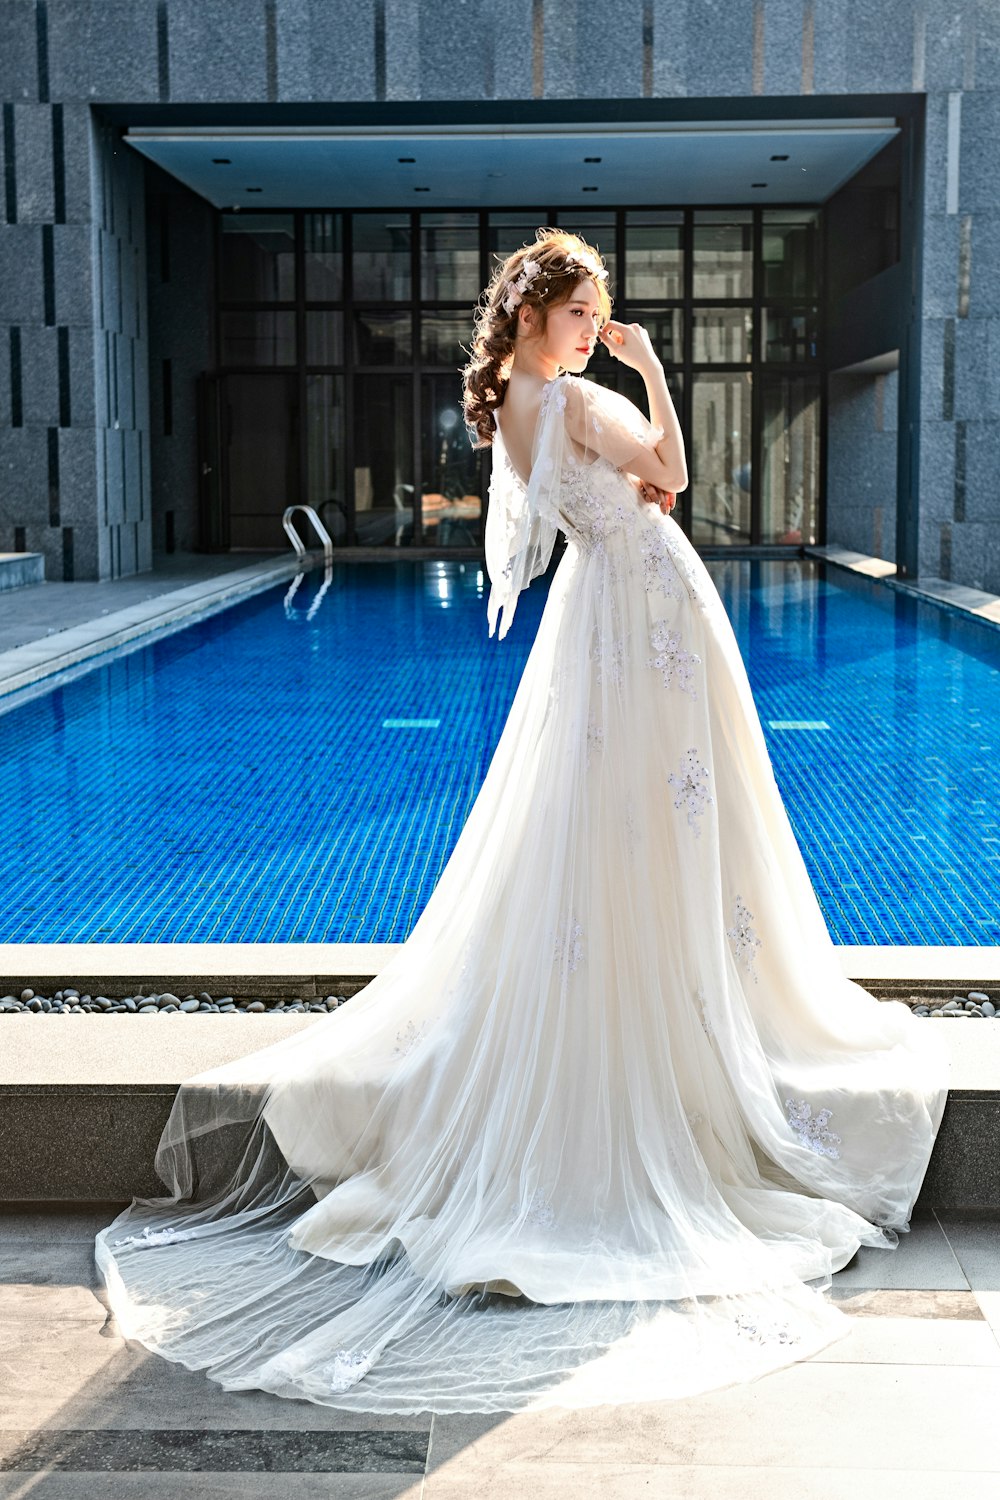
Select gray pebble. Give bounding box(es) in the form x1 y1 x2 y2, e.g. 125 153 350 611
179 998 200 1013
20 989 34 1002
983 1001 996 1017
968 991 990 1003
245 1001 266 1013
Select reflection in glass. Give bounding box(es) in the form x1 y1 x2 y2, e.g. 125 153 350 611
692 307 752 363
219 310 296 366
353 375 413 546
421 214 480 302
421 310 470 368
304 213 343 300
353 310 413 365
693 213 752 298
761 374 820 545
306 311 344 366
220 215 296 302
625 212 683 300
421 378 482 547
762 210 819 299
762 306 818 362
306 375 346 543
621 307 683 365
691 371 752 546
352 213 412 300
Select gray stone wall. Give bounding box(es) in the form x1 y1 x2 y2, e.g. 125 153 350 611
1 0 999 586
146 165 214 556
827 369 898 563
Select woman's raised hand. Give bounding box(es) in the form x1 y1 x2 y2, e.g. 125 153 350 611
598 320 659 374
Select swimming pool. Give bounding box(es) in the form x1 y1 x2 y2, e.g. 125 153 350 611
2 557 998 946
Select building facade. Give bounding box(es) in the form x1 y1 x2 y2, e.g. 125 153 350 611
0 0 997 589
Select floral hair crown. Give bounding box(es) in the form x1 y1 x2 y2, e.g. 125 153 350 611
500 247 609 316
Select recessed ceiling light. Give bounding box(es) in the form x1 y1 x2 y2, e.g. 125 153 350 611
246 186 263 192
415 186 430 192
582 186 598 192
398 156 416 163
584 156 602 163
212 157 231 165
751 182 767 188
770 154 789 161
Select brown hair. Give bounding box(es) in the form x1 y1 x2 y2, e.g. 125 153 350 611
461 227 613 448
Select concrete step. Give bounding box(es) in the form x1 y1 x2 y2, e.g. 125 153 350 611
0 1006 995 1215
0 551 44 592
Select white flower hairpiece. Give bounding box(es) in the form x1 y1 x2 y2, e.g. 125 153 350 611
501 258 541 315
500 247 609 317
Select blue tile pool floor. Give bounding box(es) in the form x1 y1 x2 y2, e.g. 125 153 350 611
1 557 998 945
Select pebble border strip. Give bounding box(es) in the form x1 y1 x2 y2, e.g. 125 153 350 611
1 987 997 1017
0 989 349 1014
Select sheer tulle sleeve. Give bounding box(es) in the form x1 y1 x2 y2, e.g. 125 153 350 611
563 376 665 470
485 382 565 641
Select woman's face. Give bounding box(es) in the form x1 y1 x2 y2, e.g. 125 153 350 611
529 277 605 373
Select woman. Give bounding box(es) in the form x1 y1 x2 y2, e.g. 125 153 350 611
97 229 948 1413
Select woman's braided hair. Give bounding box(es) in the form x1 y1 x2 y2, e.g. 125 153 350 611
461 227 612 448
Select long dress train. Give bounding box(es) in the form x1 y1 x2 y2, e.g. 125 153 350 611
96 374 948 1412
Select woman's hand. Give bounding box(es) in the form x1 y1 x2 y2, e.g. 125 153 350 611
628 473 677 515
597 320 659 376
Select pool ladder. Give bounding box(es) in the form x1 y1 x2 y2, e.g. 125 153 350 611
282 504 334 564
282 505 335 621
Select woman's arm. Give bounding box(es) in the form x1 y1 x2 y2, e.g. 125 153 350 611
597 321 689 492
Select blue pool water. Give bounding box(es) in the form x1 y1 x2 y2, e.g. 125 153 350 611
1 558 998 946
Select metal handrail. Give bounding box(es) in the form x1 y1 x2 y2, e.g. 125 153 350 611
282 504 334 564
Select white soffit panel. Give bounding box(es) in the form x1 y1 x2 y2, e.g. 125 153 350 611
125 119 900 208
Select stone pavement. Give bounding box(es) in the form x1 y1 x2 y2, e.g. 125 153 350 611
1 1206 998 1498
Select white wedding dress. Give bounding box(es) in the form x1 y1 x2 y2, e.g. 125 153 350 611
96 374 948 1412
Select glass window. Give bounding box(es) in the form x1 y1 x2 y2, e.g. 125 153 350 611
760 374 820 545
620 306 683 365
220 215 295 302
352 310 413 366
219 310 296 366
690 371 752 546
305 311 344 366
352 213 412 300
353 374 413 547
421 377 482 547
625 212 683 300
762 306 819 362
420 310 470 368
555 212 618 290
305 375 346 543
692 307 752 363
304 213 343 301
693 212 752 299
762 209 819 299
487 213 548 264
420 213 480 302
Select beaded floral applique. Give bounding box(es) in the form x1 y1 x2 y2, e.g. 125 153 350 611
667 748 713 836
586 720 604 766
394 1020 429 1058
647 620 700 697
589 632 628 687
322 1349 372 1393
726 895 762 984
785 1099 842 1159
522 1190 556 1229
554 917 585 974
114 1224 191 1249
735 1313 799 1345
639 529 685 600
696 986 714 1038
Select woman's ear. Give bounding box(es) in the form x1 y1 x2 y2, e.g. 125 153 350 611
518 303 537 337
